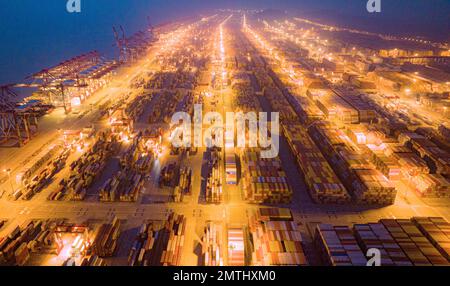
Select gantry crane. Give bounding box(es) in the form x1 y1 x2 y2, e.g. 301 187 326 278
1 84 40 146
0 80 85 146
0 51 100 146
113 26 128 63
113 19 156 63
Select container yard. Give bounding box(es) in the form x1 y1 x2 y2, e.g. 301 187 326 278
354 223 413 266
380 219 449 265
205 148 223 204
308 121 397 205
128 213 186 266
20 145 70 201
249 208 308 265
65 132 120 201
0 219 110 266
227 227 246 266
412 217 450 261
315 224 368 266
240 149 292 204
201 222 225 266
1 5 450 271
173 166 193 202
283 124 350 204
92 217 121 257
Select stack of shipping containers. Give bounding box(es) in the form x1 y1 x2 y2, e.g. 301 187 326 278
206 149 223 203
67 132 119 201
309 121 396 204
315 224 367 266
290 94 325 124
308 89 359 124
240 149 292 204
397 132 450 198
313 217 450 266
80 255 107 266
331 87 377 123
386 141 450 198
365 145 402 182
283 124 350 204
412 217 450 261
92 217 121 257
22 144 69 201
227 227 246 266
249 208 308 265
380 219 449 265
202 222 224 266
128 213 186 266
254 69 298 123
0 219 88 266
120 135 153 174
354 223 412 266
174 167 193 202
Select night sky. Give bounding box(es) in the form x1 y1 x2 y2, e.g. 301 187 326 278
0 0 448 84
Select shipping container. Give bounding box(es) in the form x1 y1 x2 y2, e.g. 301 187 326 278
354 223 412 266
283 124 350 204
381 219 449 266
202 222 224 266
249 209 307 266
92 217 121 257
228 228 245 266
240 149 292 204
315 224 367 266
413 217 450 261
128 213 186 266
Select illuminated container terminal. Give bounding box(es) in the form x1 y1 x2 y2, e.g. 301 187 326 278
0 5 449 267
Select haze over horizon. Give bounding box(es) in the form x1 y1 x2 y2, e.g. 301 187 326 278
0 0 448 84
